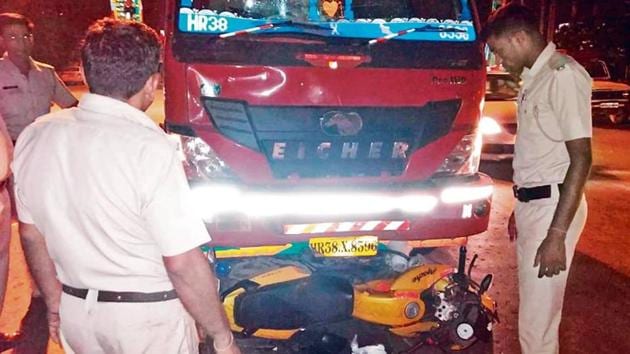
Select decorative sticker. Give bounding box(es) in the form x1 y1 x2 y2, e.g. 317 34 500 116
111 0 143 22
177 8 475 42
321 0 343 19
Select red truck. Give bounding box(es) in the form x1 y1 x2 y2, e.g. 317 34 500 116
162 0 495 351
164 0 491 248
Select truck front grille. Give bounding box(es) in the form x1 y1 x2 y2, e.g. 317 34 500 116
202 98 461 178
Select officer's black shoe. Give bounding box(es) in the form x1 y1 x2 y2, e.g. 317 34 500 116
0 332 23 352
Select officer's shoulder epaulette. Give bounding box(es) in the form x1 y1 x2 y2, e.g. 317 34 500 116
33 60 55 71
548 52 570 71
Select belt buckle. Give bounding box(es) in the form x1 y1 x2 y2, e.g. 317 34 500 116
512 185 530 202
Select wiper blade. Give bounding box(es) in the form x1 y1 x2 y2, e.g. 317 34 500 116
219 23 275 38
367 25 466 46
218 20 330 39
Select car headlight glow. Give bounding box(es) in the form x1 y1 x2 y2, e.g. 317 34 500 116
433 132 483 177
479 116 503 135
170 134 237 182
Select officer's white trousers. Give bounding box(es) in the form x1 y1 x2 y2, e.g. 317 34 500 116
515 185 587 354
59 291 198 354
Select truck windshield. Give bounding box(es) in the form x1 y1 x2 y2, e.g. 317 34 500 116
177 0 475 42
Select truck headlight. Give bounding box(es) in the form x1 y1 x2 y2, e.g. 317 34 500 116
171 134 237 182
433 132 482 177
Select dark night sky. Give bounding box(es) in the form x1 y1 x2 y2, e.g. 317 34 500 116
0 0 164 67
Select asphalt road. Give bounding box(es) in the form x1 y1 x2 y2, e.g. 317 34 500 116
1 89 629 353
476 123 630 354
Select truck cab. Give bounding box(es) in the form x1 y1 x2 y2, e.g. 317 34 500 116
162 0 493 255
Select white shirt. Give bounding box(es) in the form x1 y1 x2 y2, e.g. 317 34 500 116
12 94 211 292
0 55 77 140
513 42 592 187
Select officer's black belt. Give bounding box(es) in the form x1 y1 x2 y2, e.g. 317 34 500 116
62 284 178 303
513 184 563 203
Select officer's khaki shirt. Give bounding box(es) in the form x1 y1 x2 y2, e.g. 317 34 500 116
513 42 592 187
12 94 211 292
0 54 76 140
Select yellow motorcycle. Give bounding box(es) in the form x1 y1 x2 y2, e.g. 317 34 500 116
217 246 498 353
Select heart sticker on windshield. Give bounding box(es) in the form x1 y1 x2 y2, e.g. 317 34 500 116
322 0 340 18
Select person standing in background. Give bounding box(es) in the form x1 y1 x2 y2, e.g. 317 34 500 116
0 12 78 353
0 12 78 143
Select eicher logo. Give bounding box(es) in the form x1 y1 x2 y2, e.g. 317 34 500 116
270 110 409 161
412 267 437 283
320 111 363 136
271 141 409 160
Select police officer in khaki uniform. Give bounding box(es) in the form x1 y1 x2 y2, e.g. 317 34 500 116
483 4 592 354
0 13 78 142
0 12 78 352
13 18 240 353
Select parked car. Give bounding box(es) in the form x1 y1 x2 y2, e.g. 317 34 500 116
57 64 84 86
584 59 630 125
480 71 518 161
481 59 630 162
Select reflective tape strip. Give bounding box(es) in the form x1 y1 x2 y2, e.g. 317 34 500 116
351 222 366 232
361 220 381 231
283 220 409 235
385 220 405 230
374 221 390 231
313 222 333 233
303 224 318 234
285 224 304 235
336 222 355 232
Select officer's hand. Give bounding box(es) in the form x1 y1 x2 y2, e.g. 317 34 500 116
533 231 566 278
41 290 62 344
196 323 207 344
215 344 241 354
47 307 61 344
212 332 241 354
507 211 517 242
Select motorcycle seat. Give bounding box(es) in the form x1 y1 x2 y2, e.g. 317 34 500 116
234 274 354 331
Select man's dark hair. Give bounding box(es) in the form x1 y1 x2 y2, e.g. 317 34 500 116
0 13 34 34
81 18 161 99
481 3 540 41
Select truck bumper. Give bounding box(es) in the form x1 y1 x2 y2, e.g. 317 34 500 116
190 174 493 247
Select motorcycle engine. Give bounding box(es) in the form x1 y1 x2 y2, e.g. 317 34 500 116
430 281 493 350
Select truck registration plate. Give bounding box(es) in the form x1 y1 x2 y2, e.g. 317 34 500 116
309 236 378 257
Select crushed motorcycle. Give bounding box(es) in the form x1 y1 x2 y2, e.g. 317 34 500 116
208 245 498 353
